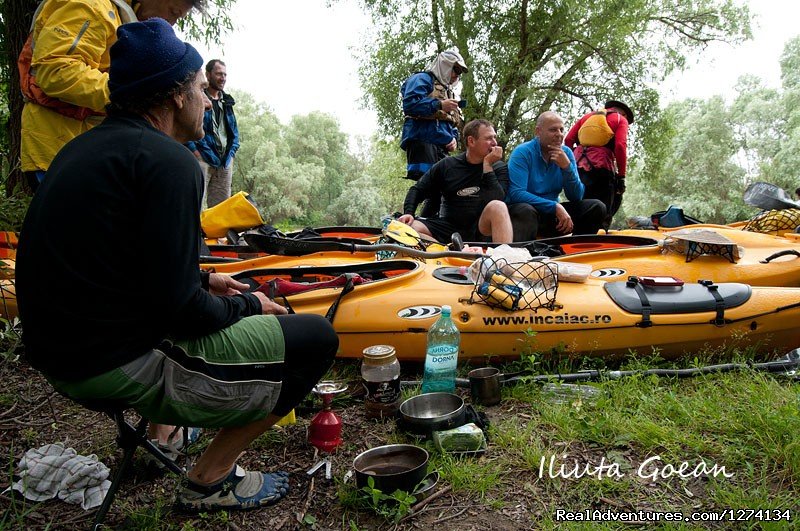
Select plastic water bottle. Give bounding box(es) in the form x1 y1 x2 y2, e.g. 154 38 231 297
421 305 460 393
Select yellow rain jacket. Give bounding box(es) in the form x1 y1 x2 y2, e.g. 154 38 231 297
20 0 134 172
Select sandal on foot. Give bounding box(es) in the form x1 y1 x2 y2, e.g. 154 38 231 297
161 426 202 457
145 427 202 469
175 465 289 512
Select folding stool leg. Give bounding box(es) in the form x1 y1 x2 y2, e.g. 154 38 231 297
92 412 144 529
92 412 184 528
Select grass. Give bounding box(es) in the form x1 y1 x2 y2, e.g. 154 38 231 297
331 345 800 527
2 342 798 529
478 352 798 528
0 316 21 363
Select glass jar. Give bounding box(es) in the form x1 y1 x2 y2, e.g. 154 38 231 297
361 345 401 419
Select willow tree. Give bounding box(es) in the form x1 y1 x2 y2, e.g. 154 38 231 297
0 0 37 196
624 36 800 225
354 0 751 147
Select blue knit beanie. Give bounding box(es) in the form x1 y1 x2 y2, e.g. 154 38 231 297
109 18 203 102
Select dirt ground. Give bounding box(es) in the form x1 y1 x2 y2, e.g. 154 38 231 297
0 361 531 530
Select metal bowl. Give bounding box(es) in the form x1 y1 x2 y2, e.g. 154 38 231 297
413 471 440 500
353 444 429 492
399 392 466 436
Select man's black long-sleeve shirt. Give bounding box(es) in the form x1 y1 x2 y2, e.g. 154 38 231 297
403 153 507 230
16 114 261 381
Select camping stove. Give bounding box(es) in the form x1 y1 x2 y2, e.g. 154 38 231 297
306 381 348 479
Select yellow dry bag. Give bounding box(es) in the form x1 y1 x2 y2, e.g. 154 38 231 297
577 109 615 147
200 191 265 238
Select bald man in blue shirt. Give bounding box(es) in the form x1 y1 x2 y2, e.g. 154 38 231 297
506 111 606 239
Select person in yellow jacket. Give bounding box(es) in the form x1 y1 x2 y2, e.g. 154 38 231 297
20 0 204 189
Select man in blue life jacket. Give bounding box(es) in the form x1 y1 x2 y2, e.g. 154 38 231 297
186 59 239 208
400 48 467 218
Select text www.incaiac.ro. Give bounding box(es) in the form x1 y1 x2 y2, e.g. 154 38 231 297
482 314 612 326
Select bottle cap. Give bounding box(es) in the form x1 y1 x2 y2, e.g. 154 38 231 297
441 305 452 315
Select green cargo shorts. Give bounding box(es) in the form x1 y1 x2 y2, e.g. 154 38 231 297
49 315 285 428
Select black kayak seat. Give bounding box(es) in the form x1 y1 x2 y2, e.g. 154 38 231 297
651 205 703 228
604 281 752 315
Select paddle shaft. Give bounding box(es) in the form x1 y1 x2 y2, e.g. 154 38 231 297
243 231 659 259
243 232 485 259
357 243 482 260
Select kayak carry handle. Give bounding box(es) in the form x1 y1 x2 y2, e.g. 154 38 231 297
760 249 800 263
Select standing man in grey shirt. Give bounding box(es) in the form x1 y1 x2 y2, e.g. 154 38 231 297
186 59 240 208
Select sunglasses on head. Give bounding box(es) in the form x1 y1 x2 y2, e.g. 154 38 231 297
453 65 465 75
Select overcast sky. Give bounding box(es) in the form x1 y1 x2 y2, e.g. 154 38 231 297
187 0 799 140
188 0 375 138
665 0 799 102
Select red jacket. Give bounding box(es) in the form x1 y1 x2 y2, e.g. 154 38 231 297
565 109 629 177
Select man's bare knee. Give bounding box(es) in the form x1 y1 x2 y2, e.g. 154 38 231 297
484 200 508 218
479 201 500 231
412 221 433 238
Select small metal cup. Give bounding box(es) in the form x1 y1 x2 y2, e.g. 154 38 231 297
468 367 501 406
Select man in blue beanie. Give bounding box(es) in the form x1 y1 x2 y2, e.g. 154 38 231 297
16 18 339 513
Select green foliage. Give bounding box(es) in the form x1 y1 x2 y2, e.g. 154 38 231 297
5 348 800 527
359 478 417 523
625 96 751 223
624 36 800 224
116 497 176 530
326 175 387 225
0 316 21 362
285 112 356 214
434 453 504 500
361 138 412 216
0 190 30 231
176 0 238 47
496 366 799 525
0 79 10 178
230 89 408 226
729 75 784 183
229 90 316 223
353 0 750 148
0 490 49 529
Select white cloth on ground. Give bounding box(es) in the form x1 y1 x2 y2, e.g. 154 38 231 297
9 443 111 510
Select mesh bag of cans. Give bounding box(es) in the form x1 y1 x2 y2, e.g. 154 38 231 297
742 208 800 234
468 256 558 311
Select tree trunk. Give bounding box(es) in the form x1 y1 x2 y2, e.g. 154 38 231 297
2 0 38 196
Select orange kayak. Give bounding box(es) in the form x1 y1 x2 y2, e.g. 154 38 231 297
576 227 800 286
209 230 800 287
232 258 800 360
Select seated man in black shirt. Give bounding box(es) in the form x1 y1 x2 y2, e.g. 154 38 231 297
398 119 513 243
15 19 337 513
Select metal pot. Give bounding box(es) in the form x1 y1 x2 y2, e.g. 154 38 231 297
353 444 429 492
399 392 466 436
